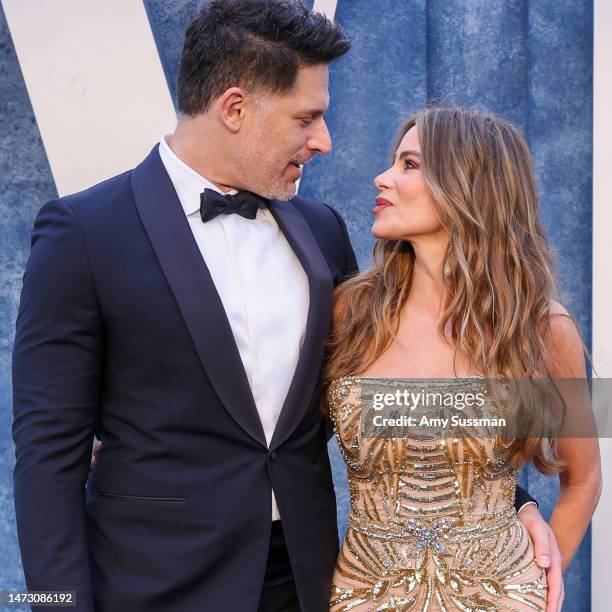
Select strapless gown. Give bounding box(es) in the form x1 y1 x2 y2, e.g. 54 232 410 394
327 376 547 611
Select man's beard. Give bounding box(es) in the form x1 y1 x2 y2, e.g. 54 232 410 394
236 150 299 201
248 153 313 200
260 176 298 201
236 126 309 200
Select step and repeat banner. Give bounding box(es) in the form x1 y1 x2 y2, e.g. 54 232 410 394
0 1 602 609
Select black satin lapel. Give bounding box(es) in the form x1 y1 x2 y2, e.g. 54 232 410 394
266 199 334 451
130 145 267 448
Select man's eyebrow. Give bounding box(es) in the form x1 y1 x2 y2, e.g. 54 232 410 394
394 149 421 162
296 107 328 116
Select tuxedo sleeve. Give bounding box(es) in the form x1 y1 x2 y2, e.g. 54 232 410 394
515 485 538 512
12 199 101 612
325 204 359 282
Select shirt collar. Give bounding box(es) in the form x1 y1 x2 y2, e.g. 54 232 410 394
158 134 238 217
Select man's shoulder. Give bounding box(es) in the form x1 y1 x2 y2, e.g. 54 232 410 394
288 194 342 228
56 145 163 224
60 168 134 214
33 167 142 243
286 194 356 280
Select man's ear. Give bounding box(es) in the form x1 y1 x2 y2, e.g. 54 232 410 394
216 87 246 133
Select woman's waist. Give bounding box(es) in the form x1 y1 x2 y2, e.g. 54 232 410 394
347 506 518 546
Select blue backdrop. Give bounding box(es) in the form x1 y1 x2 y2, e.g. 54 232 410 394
0 1 593 609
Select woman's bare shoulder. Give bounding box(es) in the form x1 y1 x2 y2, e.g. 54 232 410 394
545 300 586 377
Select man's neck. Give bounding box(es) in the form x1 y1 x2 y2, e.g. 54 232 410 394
167 120 237 193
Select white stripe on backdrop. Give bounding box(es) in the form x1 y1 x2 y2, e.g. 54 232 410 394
2 0 176 197
312 0 338 19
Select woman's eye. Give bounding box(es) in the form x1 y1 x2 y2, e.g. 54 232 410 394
404 159 416 169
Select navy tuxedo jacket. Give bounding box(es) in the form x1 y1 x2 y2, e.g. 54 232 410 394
12 145 357 612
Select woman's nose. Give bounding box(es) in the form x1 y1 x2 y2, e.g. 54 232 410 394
374 167 393 191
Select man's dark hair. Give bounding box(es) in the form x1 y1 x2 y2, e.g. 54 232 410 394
176 0 351 116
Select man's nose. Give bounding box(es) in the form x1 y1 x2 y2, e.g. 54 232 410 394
307 119 332 155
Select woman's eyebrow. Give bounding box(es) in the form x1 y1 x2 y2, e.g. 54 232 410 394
394 150 421 162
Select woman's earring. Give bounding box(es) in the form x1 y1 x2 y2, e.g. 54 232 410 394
443 263 451 278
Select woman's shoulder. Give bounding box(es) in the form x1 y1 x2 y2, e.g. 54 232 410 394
544 300 586 377
547 300 578 340
548 299 570 318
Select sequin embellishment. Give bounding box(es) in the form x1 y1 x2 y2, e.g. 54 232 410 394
328 376 547 611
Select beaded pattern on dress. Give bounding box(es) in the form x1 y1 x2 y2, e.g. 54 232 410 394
328 376 547 612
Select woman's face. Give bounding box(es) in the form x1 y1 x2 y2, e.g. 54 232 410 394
371 126 445 242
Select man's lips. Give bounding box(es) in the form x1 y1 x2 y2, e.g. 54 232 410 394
373 197 394 214
288 158 312 178
288 161 303 178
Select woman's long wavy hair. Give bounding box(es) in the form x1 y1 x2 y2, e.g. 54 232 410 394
323 106 576 474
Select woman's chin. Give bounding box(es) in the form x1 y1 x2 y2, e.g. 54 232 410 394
371 221 395 240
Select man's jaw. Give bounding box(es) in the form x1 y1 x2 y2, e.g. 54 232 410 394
246 157 312 201
250 173 297 201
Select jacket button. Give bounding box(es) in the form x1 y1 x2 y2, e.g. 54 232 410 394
269 451 277 461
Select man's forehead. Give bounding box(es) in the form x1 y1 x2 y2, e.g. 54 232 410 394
296 95 330 113
293 64 329 93
278 85 329 113
262 63 330 112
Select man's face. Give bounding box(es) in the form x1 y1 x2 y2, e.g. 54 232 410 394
235 63 332 200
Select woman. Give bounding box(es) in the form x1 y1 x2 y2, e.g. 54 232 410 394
324 107 601 611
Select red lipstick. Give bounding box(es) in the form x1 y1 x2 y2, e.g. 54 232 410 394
373 197 394 214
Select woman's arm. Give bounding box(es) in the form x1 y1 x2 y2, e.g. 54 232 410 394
546 304 602 569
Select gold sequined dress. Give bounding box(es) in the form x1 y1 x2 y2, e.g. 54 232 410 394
327 376 547 611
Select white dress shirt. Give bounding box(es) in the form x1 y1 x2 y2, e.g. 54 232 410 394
158 135 310 520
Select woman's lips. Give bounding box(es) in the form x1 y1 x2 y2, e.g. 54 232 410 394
373 197 394 214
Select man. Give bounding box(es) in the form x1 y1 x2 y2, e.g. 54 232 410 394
12 1 562 611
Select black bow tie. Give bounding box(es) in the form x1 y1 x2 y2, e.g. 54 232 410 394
200 188 265 223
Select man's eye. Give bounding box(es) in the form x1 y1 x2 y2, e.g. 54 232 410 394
299 118 313 126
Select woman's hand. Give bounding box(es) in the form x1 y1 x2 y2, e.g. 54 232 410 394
88 440 104 479
518 503 564 612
